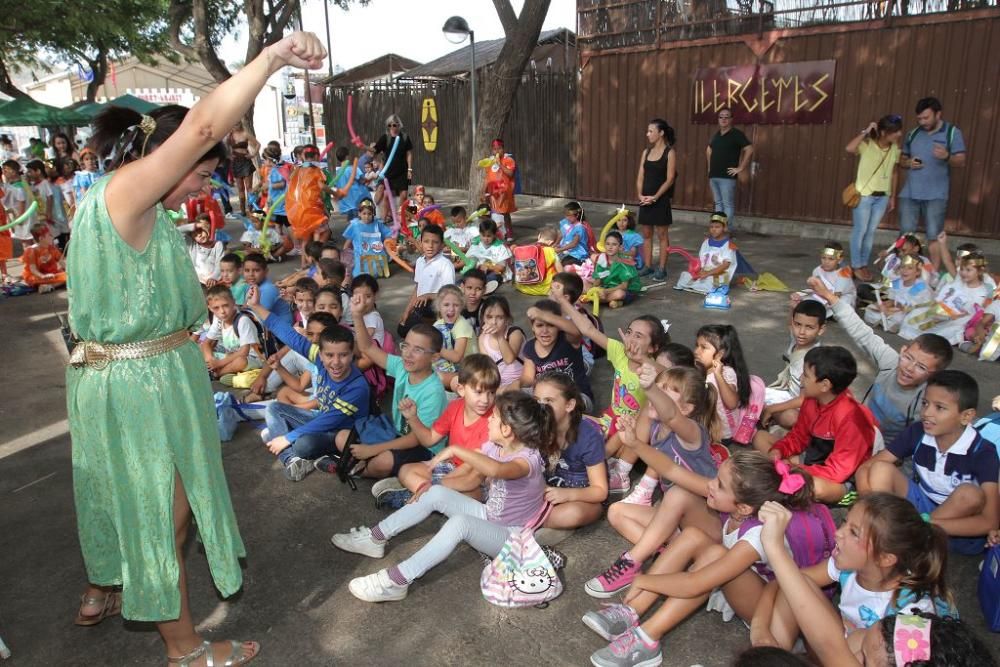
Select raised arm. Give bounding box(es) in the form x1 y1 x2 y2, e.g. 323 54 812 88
550 290 605 348
525 304 584 346
105 33 325 249
350 293 388 369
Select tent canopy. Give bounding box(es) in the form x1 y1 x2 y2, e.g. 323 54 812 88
0 96 91 126
106 94 159 113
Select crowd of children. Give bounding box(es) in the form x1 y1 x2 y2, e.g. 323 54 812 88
8 125 999 665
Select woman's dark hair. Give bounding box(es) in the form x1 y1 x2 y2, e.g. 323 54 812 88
696 324 751 407
729 450 815 511
51 132 73 155
869 114 903 141
649 118 677 146
494 391 558 464
855 493 954 611
880 611 995 667
630 315 670 356
90 105 227 169
534 371 584 461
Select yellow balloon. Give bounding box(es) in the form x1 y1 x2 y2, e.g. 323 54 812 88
597 206 630 252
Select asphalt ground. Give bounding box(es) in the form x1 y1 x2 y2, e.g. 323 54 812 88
1 194 998 666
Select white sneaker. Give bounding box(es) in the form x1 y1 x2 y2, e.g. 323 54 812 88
371 476 405 499
259 428 271 443
38 284 56 294
622 480 656 506
348 569 408 602
331 526 385 558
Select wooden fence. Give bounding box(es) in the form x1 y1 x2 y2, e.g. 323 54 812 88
322 73 577 198
576 4 1000 238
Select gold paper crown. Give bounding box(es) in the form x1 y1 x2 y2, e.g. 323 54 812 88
710 212 728 225
898 254 920 268
820 247 844 259
961 254 988 269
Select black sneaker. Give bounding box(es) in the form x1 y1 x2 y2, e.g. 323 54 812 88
314 454 340 474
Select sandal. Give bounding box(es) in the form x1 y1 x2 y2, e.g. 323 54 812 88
74 590 122 626
167 640 260 666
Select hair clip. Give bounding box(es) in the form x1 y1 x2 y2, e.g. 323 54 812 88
660 319 671 334
893 614 932 664
774 460 805 494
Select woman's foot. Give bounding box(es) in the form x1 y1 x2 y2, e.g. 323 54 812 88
853 266 873 282
75 588 122 626
167 639 260 666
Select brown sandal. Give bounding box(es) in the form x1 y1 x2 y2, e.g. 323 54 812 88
74 590 122 626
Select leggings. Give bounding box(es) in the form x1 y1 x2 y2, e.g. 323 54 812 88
377 485 514 582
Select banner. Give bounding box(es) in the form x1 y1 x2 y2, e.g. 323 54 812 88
692 60 836 124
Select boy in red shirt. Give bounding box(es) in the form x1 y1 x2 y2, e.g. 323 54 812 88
375 354 501 509
22 223 66 293
759 345 877 503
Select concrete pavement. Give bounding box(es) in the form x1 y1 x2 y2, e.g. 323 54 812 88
1 195 998 666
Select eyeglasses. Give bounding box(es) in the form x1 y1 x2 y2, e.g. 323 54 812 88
387 123 400 128
399 341 431 356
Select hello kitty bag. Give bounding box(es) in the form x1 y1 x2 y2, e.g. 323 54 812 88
480 503 563 608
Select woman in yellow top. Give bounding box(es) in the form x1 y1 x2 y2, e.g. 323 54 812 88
846 114 903 281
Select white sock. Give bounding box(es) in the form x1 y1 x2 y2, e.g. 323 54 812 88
618 460 634 474
635 626 656 646
636 474 657 490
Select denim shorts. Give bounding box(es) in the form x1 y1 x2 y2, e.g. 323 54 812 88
906 479 985 555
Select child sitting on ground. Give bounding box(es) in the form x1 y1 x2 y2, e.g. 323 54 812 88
899 253 990 345
313 285 344 321
459 269 487 332
342 198 390 278
584 364 722 598
521 299 595 412
615 210 644 269
331 392 556 603
674 211 737 294
937 233 996 293
694 324 755 446
219 253 246 301
751 492 955 655
512 225 560 296
444 205 479 260
276 241 323 293
759 346 877 504
247 311 338 404
795 241 856 317
556 201 591 266
550 271 605 373
863 253 932 333
399 224 456 337
200 285 262 379
20 222 66 293
241 212 283 258
329 296 447 480
372 355 500 510
880 233 936 286
240 253 292 325
758 299 827 433
432 284 478 380
579 230 642 309
466 218 512 289
246 284 369 482
856 369 999 554
478 295 525 392
808 275 953 445
535 372 609 530
179 215 225 286
291 277 318 328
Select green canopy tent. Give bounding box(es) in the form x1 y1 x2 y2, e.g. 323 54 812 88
0 96 91 126
106 94 159 113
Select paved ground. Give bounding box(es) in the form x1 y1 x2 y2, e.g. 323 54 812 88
1 194 999 666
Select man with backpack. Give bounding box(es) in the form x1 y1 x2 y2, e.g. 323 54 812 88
898 97 966 267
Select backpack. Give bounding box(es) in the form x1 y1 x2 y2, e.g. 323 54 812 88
905 122 956 157
233 308 280 359
739 503 837 582
979 544 1000 631
513 244 551 286
728 375 766 446
578 221 598 254
481 504 564 608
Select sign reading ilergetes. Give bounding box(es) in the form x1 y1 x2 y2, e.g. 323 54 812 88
691 60 836 124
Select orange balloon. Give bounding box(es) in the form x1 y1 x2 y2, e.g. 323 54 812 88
286 165 328 241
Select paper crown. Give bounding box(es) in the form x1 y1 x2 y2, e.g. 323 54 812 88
820 247 844 259
710 212 728 225
961 254 988 269
898 254 921 268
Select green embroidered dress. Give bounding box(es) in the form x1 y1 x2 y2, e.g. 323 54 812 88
66 176 245 621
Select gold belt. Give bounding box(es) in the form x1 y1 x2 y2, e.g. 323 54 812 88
68 329 190 370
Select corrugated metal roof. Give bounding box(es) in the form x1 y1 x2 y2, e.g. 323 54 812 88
317 54 422 86
401 27 575 79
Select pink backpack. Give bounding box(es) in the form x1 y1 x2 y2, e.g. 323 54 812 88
362 332 397 407
739 503 837 583
727 375 766 446
480 504 563 608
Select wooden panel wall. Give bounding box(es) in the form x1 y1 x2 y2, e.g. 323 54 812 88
577 10 1000 237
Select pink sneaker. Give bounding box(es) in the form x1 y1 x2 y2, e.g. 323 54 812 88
608 466 631 495
585 552 641 598
621 480 656 506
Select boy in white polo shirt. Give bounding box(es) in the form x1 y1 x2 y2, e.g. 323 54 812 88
857 369 999 554
398 224 456 337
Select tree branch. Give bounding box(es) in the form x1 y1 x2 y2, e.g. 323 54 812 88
492 0 518 35
168 0 200 60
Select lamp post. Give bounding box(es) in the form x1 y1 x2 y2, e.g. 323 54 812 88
442 16 476 149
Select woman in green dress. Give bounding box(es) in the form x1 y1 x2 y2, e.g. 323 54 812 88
66 32 325 666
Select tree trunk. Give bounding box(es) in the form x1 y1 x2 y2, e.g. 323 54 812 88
84 48 109 103
465 0 552 207
0 55 28 98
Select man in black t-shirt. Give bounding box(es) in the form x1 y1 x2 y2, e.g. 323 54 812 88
705 109 753 225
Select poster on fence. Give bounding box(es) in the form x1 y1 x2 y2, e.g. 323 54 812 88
691 60 836 124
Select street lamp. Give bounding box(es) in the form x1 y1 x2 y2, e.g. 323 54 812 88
442 15 476 147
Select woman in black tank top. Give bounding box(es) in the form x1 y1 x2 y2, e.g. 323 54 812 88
635 118 677 281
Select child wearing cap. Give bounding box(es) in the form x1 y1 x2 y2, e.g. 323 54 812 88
674 211 738 294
